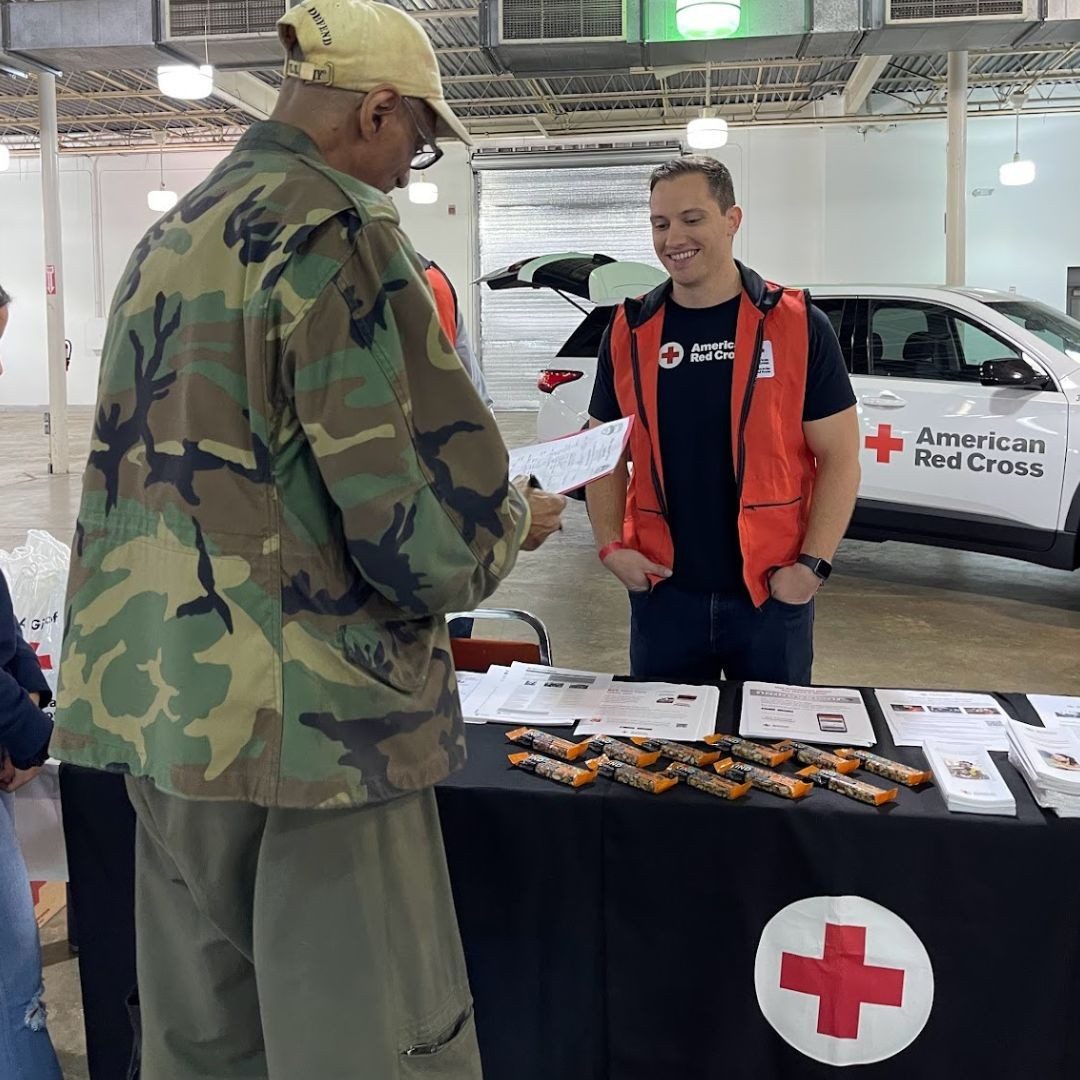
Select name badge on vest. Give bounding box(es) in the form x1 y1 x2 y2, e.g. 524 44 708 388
758 341 776 379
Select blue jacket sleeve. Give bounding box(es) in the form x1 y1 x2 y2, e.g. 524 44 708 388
0 574 53 768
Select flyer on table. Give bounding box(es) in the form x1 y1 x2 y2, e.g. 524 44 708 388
574 682 719 743
875 689 1009 750
739 682 876 747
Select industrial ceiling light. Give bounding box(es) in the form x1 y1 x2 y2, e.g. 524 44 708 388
676 0 742 39
147 133 178 214
687 109 729 149
0 145 10 172
408 174 439 205
157 64 214 101
999 97 1035 187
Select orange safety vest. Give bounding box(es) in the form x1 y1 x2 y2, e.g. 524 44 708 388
609 263 816 608
423 261 459 348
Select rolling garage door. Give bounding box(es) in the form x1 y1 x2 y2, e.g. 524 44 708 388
476 156 667 410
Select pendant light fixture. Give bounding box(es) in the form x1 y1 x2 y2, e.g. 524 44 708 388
408 174 439 205
999 92 1035 187
687 64 729 150
676 0 742 40
147 132 178 214
158 1 214 100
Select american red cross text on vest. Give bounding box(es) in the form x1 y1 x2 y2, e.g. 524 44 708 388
865 423 905 464
780 923 905 1039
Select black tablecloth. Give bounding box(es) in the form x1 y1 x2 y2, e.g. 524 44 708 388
61 687 1080 1079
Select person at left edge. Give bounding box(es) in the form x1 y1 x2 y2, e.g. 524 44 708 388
0 565 63 1080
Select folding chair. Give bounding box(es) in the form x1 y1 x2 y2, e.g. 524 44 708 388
447 608 553 672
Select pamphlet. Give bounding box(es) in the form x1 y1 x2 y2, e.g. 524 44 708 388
457 666 510 724
478 663 613 727
574 682 719 743
1027 694 1080 731
875 689 1009 751
507 417 633 495
739 682 876 747
921 741 1016 817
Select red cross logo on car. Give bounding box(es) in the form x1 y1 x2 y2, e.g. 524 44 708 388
865 423 905 464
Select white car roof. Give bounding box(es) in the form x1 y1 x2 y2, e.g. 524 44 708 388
805 283 1028 305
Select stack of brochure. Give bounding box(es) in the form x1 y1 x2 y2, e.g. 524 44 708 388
456 663 717 742
921 741 1016 817
1005 719 1080 817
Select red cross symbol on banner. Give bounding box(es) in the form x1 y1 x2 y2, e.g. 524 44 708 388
780 923 905 1039
29 641 53 671
865 423 904 464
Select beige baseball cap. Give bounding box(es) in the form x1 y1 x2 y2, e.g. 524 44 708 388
278 0 473 146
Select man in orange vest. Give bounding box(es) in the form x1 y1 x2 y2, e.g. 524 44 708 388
586 156 860 685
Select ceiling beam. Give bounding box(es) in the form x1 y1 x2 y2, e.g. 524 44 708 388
842 54 893 114
213 72 279 120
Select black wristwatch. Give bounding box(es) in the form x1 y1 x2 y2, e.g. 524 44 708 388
796 554 833 583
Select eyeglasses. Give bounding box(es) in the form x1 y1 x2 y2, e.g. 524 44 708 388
402 98 444 171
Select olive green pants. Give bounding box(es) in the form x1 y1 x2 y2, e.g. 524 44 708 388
125 778 482 1080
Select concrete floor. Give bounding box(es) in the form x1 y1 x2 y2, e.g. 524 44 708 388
4 406 1080 1078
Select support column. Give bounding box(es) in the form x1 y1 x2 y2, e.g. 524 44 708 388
945 51 968 288
39 72 69 475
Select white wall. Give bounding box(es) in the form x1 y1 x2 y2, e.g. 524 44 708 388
2 114 1077 407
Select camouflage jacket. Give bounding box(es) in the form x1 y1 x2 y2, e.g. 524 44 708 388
53 122 529 809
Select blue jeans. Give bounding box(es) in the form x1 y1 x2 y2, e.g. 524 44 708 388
629 584 814 685
0 792 62 1080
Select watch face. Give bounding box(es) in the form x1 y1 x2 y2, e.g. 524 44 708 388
801 555 831 581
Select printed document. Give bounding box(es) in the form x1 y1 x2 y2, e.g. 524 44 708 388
1027 694 1080 731
478 663 614 727
922 741 1016 817
574 682 719 742
876 689 1009 751
739 682 876 746
508 417 633 495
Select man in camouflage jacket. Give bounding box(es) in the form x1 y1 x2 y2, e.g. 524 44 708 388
53 3 564 1077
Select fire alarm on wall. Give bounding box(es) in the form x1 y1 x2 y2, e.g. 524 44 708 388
448 205 457 216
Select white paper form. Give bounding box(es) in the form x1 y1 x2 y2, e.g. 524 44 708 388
457 666 510 724
480 663 614 727
508 417 633 495
1027 695 1080 731
740 683 876 747
573 682 719 742
875 689 1009 751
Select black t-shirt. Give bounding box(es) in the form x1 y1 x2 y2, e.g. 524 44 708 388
590 297 856 594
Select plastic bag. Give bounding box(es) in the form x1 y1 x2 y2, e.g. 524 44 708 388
0 529 71 718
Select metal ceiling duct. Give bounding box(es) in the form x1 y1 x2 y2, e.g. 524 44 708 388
2 0 300 73
480 0 1080 78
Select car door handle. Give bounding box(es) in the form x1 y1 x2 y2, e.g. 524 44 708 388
860 392 907 409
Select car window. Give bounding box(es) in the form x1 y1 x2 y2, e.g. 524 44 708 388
814 297 856 373
868 300 1019 382
815 298 845 340
987 300 1080 360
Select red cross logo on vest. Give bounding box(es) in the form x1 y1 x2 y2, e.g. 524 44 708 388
865 423 905 464
755 896 934 1066
29 640 53 671
658 341 684 370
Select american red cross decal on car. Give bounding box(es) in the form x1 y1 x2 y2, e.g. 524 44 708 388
780 923 906 1040
865 424 905 464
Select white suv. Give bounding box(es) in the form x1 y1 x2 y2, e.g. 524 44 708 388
487 262 1080 569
